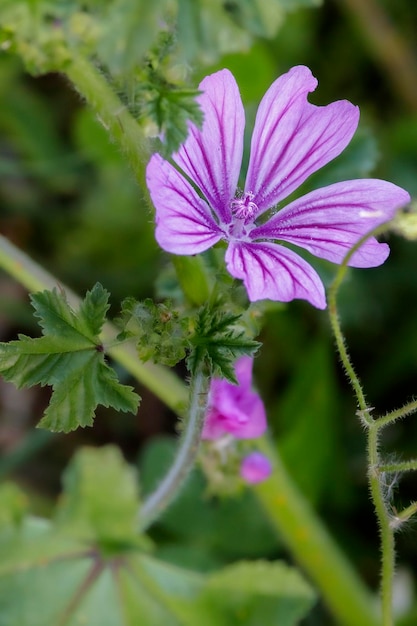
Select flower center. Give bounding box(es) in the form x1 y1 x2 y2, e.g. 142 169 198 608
230 191 258 222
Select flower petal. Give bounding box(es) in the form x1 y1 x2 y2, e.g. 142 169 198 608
147 153 223 254
202 356 267 440
173 69 245 223
203 383 267 440
234 354 254 389
252 179 410 267
245 65 359 213
225 241 326 308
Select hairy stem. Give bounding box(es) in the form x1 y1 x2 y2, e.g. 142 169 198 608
391 502 417 527
328 281 367 413
139 365 209 530
64 55 150 193
377 398 417 429
328 228 397 625
368 423 395 626
379 460 417 474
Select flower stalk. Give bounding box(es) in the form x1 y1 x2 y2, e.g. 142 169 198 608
139 363 210 531
367 421 396 626
379 460 417 474
64 54 150 193
327 224 400 626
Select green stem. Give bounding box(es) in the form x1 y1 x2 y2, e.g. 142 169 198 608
0 235 70 299
391 501 417 527
328 225 398 626
328 284 368 413
327 251 368 414
255 438 379 626
64 55 150 192
108 342 187 416
64 54 215 316
377 399 417 429
139 365 209 530
171 256 212 307
379 460 417 474
368 423 395 626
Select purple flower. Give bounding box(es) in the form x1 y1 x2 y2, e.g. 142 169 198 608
240 452 272 484
202 356 266 440
146 66 410 308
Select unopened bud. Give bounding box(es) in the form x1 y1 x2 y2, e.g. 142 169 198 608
240 452 272 484
392 203 417 240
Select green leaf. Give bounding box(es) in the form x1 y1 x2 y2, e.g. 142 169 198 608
159 89 203 156
176 0 321 63
0 284 139 432
170 256 211 306
0 448 315 626
188 302 260 382
0 523 314 626
95 0 172 74
221 0 286 38
176 0 251 63
196 560 316 626
55 446 143 547
145 83 204 156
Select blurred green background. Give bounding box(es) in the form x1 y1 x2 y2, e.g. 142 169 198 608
1 0 417 623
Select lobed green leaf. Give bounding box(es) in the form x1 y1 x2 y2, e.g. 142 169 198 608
0 448 315 626
0 284 140 432
188 302 260 382
55 446 143 547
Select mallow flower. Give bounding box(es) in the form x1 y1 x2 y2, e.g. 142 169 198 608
146 66 410 308
202 355 266 440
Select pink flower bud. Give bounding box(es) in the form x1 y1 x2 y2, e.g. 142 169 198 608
240 451 272 484
202 356 267 440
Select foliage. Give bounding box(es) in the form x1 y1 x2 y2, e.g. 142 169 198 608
0 284 139 432
0 0 319 155
0 447 315 626
187 302 261 382
0 282 258 434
